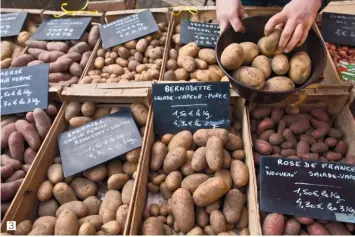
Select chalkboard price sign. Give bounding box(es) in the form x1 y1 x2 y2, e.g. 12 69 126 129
58 108 143 177
99 10 159 49
0 12 28 37
152 82 230 136
260 156 355 223
0 64 49 115
31 17 91 40
180 20 220 48
322 12 355 47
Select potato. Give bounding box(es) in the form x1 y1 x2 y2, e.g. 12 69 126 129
193 177 229 207
53 182 78 204
150 141 167 171
1 154 21 170
262 213 285 235
142 217 165 235
79 197 100 217
194 58 208 70
283 218 301 235
8 131 24 162
78 222 96 235
101 221 120 235
210 210 227 234
180 173 209 194
107 173 129 190
83 165 107 182
240 42 259 65
175 68 189 81
12 45 24 59
182 56 197 72
193 129 229 146
123 161 138 175
88 25 100 48
307 222 330 235
26 40 48 50
56 201 88 219
289 51 311 84
198 48 217 64
38 199 59 217
171 188 195 233
179 42 200 58
79 215 103 231
1 58 12 68
191 147 207 171
233 66 265 90
1 41 13 60
163 147 187 174
37 180 54 201
168 130 193 150
11 54 35 67
165 171 182 191
230 160 249 187
236 207 248 229
68 42 91 54
70 177 97 200
258 29 282 57
94 57 105 69
49 72 72 83
15 119 41 151
187 226 204 235
130 103 148 126
27 48 47 59
122 179 134 205
30 216 56 235
324 222 351 235
222 189 245 224
206 136 224 171
220 43 244 70
65 102 81 121
99 190 122 218
46 42 69 53
271 54 289 75
14 220 32 235
116 204 129 232
264 76 295 92
54 210 79 235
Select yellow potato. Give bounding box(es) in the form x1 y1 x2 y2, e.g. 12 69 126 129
289 51 311 84
264 76 295 92
232 66 265 90
220 43 244 70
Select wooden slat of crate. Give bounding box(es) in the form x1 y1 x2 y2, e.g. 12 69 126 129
129 96 262 235
42 10 104 24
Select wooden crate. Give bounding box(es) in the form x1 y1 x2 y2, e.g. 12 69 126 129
1 9 44 58
88 0 136 12
74 9 170 89
0 88 63 230
245 87 355 232
129 93 262 235
1 87 152 235
162 6 341 87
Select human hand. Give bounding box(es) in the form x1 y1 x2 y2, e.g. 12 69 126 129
264 0 322 53
216 0 248 33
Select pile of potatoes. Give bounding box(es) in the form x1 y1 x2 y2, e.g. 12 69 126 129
220 29 312 92
164 24 227 82
9 25 100 86
249 106 354 235
0 20 37 69
1 103 59 217
8 102 149 235
80 22 168 84
141 118 250 235
326 42 355 66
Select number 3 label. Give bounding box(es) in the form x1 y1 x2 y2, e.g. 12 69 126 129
7 221 16 231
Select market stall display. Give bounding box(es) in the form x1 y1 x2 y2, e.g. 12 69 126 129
249 90 355 235
1 10 42 69
79 9 170 84
1 88 151 234
0 5 354 236
1 101 61 218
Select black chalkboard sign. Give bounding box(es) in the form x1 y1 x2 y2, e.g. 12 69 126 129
99 10 159 49
31 17 91 41
0 64 49 115
322 12 355 47
0 12 28 37
58 108 142 177
180 20 220 48
152 82 230 136
260 156 355 223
